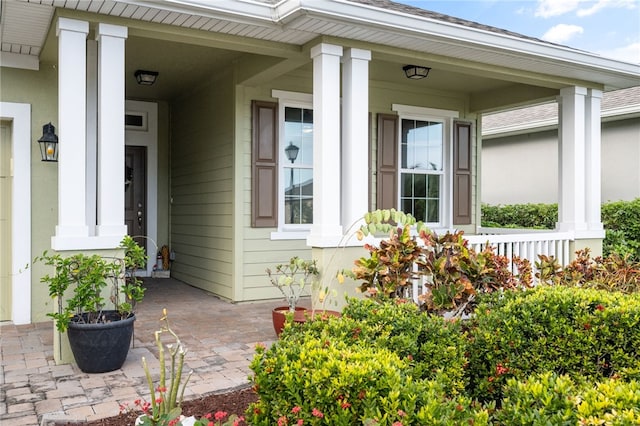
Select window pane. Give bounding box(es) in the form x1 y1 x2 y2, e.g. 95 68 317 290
401 173 413 197
414 174 426 197
427 200 439 222
427 175 440 198
285 168 313 224
284 107 313 166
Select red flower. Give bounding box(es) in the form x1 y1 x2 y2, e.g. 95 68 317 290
155 397 163 404
156 386 167 393
214 411 228 421
341 402 352 409
291 406 301 414
312 408 324 418
596 304 605 311
584 323 592 330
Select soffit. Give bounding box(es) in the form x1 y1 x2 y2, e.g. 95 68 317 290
2 0 638 91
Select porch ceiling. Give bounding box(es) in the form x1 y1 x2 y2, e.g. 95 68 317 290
2 0 638 105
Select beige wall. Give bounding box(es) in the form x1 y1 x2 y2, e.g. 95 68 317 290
481 118 640 205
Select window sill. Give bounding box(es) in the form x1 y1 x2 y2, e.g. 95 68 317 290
270 230 310 240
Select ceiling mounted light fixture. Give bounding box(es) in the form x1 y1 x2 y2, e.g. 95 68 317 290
403 64 431 80
134 69 159 85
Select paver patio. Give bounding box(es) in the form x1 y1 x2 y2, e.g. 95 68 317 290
0 277 292 425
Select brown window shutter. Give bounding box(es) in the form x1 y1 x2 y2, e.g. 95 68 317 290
376 114 398 210
251 100 278 227
453 121 472 225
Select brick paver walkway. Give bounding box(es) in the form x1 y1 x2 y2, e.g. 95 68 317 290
0 278 292 425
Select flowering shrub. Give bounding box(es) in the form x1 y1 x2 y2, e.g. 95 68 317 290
467 286 640 402
248 336 485 425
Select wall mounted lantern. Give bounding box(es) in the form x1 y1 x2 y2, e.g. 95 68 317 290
38 122 58 162
403 64 431 80
134 69 159 85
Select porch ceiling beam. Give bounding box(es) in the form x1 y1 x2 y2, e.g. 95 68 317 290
235 56 310 86
470 85 560 113
53 9 302 59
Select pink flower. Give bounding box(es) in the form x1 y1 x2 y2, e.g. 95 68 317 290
397 410 406 417
393 422 403 426
341 402 351 409
278 415 288 426
214 411 228 421
291 406 301 414
297 420 304 425
311 408 324 418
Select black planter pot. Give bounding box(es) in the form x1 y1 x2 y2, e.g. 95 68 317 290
67 311 135 373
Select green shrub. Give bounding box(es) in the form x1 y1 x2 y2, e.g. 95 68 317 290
482 199 640 260
497 372 640 425
481 203 557 229
248 337 484 426
467 286 640 403
602 198 640 261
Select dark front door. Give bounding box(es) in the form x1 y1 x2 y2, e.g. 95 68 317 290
125 146 146 241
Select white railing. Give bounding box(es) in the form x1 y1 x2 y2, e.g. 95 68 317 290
410 229 574 304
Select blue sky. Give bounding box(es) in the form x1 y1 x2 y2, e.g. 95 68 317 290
395 0 640 64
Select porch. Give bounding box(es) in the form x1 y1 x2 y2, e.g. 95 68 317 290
0 278 287 426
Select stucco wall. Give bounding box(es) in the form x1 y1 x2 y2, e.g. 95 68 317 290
481 117 640 205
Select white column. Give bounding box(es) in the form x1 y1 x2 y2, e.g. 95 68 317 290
557 86 588 233
95 23 128 239
585 89 603 232
308 43 343 247
86 39 98 236
341 48 371 233
52 18 90 249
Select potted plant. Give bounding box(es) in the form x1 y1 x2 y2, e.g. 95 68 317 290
266 256 319 336
36 235 148 373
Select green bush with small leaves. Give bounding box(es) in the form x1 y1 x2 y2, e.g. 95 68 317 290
467 286 640 403
497 372 640 425
482 199 640 260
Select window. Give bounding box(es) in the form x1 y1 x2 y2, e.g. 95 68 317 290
400 119 443 223
272 90 314 233
283 106 313 225
391 104 459 228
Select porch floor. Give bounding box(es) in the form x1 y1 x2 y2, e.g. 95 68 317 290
0 277 293 425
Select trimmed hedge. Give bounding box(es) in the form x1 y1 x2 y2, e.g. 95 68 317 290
248 287 640 424
482 199 640 260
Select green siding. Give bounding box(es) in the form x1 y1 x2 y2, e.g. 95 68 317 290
170 71 236 300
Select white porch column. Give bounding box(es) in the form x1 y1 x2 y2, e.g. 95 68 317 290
307 43 343 247
557 86 588 233
585 89 604 232
52 18 89 249
95 24 128 240
341 48 371 232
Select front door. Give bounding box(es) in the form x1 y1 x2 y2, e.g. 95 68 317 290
124 145 147 243
0 121 12 321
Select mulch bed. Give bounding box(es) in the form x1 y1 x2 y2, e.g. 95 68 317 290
53 387 257 426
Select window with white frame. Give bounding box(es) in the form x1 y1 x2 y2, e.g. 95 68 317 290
393 104 458 227
273 90 314 230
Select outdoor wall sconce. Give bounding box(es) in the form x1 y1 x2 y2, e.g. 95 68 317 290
37 122 58 162
285 142 299 164
403 64 431 79
134 69 159 85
